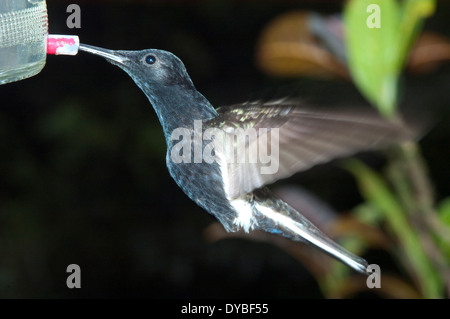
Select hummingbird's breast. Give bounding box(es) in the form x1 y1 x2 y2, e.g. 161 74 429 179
165 134 238 232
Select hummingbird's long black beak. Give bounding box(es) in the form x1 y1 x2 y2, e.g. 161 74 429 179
79 43 129 65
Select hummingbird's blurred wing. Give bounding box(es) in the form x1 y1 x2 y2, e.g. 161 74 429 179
207 100 417 199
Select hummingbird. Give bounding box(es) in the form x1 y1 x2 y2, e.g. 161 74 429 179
78 43 418 274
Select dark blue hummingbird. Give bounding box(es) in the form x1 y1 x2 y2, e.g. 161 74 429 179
79 44 418 274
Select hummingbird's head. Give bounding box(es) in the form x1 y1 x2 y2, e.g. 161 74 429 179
79 44 195 92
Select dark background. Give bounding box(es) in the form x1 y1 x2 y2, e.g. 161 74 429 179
0 0 449 298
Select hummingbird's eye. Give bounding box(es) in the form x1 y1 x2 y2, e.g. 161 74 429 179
145 55 157 65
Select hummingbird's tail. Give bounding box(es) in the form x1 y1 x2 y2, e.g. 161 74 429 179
252 188 369 274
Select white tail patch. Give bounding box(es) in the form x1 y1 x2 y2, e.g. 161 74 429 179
230 199 254 232
255 203 368 274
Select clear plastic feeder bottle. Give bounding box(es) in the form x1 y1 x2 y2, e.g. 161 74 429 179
0 0 48 84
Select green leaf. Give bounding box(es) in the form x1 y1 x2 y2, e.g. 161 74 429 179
397 0 436 68
437 197 450 227
434 198 450 262
344 0 401 117
344 159 404 221
344 0 436 117
353 202 383 226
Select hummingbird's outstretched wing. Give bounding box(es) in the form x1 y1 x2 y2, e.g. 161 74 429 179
207 100 417 199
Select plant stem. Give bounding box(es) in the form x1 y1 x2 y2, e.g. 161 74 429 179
387 141 448 297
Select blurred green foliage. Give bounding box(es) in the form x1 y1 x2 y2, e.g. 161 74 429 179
438 197 450 226
344 0 436 117
345 158 443 298
342 0 449 298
